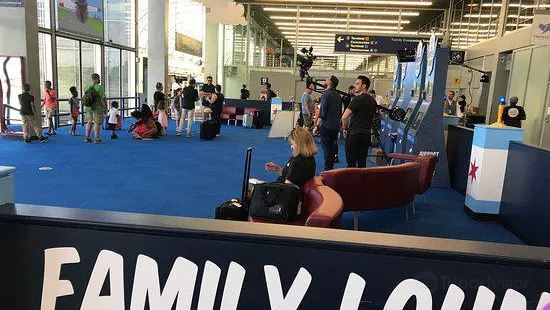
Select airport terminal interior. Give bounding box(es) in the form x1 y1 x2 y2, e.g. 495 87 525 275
1 0 550 309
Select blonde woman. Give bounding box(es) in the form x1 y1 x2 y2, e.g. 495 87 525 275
265 127 317 188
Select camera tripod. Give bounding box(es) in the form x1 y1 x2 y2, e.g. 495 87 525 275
366 115 392 165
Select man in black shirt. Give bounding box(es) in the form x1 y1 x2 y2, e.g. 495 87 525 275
200 76 215 108
342 75 377 168
18 84 47 143
502 96 526 128
313 75 342 171
265 83 277 102
178 79 199 137
240 84 250 100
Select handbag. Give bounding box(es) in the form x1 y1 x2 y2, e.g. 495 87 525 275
249 182 302 223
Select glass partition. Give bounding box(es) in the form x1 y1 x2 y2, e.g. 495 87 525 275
81 42 102 91
105 0 136 47
56 37 81 100
37 0 51 29
105 47 121 97
121 50 136 98
38 33 54 93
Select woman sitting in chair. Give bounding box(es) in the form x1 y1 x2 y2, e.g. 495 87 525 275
265 127 317 188
129 104 158 139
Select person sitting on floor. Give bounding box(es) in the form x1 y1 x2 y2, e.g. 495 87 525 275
129 104 158 139
264 127 317 188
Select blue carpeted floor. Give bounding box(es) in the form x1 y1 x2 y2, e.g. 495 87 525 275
0 119 522 244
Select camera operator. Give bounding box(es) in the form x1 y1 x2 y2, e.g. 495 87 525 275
313 76 342 171
341 75 377 168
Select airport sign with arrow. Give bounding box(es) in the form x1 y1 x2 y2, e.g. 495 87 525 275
333 34 434 54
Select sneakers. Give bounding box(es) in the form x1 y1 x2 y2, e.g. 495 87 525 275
24 139 31 144
94 139 104 144
177 132 182 136
39 136 48 143
186 133 192 138
85 138 93 143
111 134 118 139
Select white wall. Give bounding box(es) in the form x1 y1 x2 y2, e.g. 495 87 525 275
0 8 27 57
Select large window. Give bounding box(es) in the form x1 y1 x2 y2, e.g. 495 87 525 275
105 0 136 47
56 37 81 99
105 47 121 97
121 50 136 97
37 0 51 28
81 42 102 90
38 33 53 93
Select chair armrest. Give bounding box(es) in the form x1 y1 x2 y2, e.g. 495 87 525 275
387 153 419 161
305 186 343 228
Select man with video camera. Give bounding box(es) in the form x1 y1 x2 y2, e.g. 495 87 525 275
313 76 342 171
341 75 377 168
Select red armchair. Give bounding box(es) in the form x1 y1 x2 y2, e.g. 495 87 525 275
321 162 421 230
388 153 438 206
221 106 237 125
248 177 344 228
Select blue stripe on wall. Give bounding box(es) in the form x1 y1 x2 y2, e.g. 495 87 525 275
465 193 501 215
472 125 524 150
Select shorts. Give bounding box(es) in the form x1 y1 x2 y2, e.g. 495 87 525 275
108 123 116 130
45 107 56 118
85 109 103 124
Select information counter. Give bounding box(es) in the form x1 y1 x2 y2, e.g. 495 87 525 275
1 204 549 309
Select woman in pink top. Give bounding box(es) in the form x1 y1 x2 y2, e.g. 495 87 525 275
42 81 57 135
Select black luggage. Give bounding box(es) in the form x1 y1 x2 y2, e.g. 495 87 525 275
249 182 302 223
200 120 218 140
215 147 252 221
253 112 263 129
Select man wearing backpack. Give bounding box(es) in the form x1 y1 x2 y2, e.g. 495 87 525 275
83 73 106 143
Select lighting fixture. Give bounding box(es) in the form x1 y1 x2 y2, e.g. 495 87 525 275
276 22 402 30
269 15 410 24
263 7 420 16
452 22 496 26
463 14 534 19
264 0 432 4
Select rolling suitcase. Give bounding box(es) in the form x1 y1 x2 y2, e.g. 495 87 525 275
200 120 218 140
243 113 253 128
253 112 263 129
215 147 253 220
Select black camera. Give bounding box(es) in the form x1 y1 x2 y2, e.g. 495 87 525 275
297 47 316 80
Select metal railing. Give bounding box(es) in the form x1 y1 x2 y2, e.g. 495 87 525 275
2 96 140 130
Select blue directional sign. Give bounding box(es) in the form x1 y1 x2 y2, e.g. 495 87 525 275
334 34 433 54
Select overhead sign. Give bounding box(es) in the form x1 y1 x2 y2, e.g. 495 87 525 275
175 32 203 57
531 10 550 46
334 34 432 54
450 51 466 64
260 77 268 85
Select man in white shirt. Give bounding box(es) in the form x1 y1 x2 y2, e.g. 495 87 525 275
171 79 181 97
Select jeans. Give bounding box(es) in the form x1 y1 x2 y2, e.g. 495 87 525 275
320 126 339 171
178 108 194 135
345 133 371 168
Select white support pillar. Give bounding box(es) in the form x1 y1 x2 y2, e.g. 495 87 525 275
147 0 168 107
204 15 219 83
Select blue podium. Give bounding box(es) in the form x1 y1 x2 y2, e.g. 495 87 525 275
465 125 524 215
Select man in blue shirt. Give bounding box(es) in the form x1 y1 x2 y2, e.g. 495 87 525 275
313 76 342 171
301 85 314 128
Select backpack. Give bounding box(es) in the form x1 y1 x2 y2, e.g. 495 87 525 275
82 86 99 108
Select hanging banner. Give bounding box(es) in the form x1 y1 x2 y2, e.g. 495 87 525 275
175 32 203 57
531 10 550 46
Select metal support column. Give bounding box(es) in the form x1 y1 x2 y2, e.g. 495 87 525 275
245 4 251 87
497 0 509 37
293 6 300 76
280 38 284 67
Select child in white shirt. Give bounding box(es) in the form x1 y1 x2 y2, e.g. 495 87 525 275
108 101 120 139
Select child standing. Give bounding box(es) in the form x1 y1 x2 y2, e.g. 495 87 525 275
69 86 80 136
157 96 168 136
108 101 120 139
